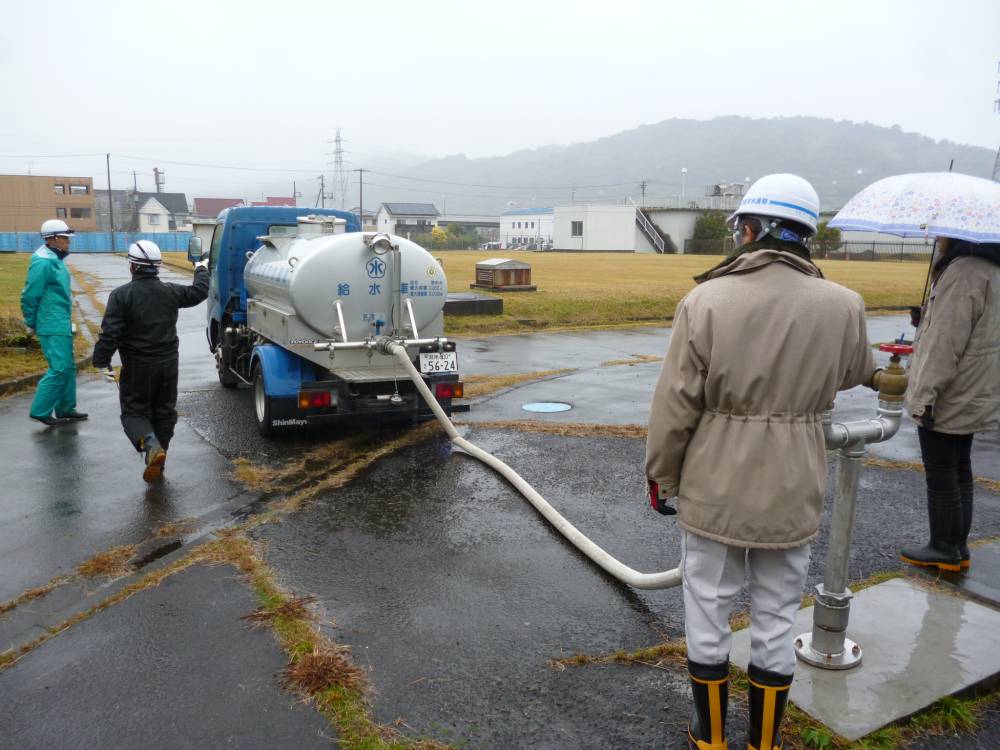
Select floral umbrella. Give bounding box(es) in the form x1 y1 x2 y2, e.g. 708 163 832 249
829 172 1000 243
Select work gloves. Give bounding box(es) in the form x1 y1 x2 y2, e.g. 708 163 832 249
647 480 677 516
194 258 209 270
103 367 117 384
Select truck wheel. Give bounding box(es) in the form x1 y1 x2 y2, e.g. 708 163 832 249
216 348 238 389
253 363 274 436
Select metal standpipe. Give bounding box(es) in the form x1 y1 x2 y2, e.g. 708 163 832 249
795 356 908 670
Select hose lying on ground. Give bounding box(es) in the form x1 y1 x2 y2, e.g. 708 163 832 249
383 340 682 591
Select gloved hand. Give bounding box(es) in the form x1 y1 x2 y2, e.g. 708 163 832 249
919 405 935 432
25 327 34 336
103 367 117 384
648 480 677 516
194 258 209 270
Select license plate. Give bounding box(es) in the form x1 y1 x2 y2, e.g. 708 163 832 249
419 351 458 374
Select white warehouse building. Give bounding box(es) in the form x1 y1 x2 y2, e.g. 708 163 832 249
499 207 553 250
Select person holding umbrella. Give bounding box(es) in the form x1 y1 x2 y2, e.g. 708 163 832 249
830 172 1000 572
901 235 1000 571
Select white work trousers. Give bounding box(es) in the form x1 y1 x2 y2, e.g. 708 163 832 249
682 530 811 675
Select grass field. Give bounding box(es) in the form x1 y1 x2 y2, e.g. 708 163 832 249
161 250 927 336
436 251 926 335
0 254 49 380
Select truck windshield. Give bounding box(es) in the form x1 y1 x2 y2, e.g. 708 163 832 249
209 224 224 268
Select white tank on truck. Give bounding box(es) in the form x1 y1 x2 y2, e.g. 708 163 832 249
244 215 448 371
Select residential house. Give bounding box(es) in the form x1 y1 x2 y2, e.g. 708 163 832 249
374 203 439 237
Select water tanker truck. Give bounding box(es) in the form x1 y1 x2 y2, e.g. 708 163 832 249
187 206 465 435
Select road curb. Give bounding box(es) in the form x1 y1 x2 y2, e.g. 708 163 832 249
0 353 95 398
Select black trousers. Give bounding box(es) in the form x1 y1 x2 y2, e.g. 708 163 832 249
119 356 179 452
917 427 974 495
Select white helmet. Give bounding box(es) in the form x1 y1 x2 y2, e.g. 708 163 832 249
40 219 74 238
728 174 820 237
128 240 163 269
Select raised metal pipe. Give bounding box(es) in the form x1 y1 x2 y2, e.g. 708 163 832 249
796 363 907 670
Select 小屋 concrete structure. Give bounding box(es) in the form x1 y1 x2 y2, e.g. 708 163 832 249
471 257 536 292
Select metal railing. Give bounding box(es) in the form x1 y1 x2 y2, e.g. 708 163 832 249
628 197 666 254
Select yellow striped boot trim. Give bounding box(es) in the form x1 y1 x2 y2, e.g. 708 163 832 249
690 673 727 749
749 679 791 750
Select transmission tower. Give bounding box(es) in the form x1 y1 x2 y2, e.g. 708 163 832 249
328 129 350 209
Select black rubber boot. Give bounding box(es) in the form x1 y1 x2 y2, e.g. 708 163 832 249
141 433 166 483
747 663 792 750
958 482 974 570
687 658 729 750
900 489 963 572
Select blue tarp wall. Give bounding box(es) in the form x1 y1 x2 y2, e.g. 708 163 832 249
0 232 192 252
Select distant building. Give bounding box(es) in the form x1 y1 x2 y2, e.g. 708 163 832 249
94 190 191 232
0 174 96 233
250 196 296 207
193 197 245 219
375 202 439 236
499 207 553 249
350 206 377 231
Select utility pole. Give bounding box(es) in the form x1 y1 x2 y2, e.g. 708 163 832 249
639 180 648 207
106 153 116 251
153 167 165 193
132 170 138 192
316 175 325 208
352 168 368 228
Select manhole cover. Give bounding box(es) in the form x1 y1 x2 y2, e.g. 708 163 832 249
521 402 572 413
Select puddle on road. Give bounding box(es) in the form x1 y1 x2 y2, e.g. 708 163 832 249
521 402 572 413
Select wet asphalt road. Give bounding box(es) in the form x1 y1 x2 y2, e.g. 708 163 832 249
2 252 1000 748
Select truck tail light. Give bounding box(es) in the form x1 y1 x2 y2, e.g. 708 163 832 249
299 390 332 409
434 382 463 399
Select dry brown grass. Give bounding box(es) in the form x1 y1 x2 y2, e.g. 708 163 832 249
74 544 137 579
281 645 366 699
550 639 687 671
0 575 73 616
458 419 647 439
151 518 200 539
241 595 317 629
601 355 663 367
463 368 575 398
437 251 926 335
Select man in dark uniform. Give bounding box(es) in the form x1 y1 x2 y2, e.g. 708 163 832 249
92 240 209 481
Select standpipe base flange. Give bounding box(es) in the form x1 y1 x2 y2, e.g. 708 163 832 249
794 632 863 670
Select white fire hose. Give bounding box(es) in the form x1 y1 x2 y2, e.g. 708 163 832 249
381 339 682 590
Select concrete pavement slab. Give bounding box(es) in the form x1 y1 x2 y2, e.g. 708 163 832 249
0 564 334 749
731 577 1000 741
917 540 1000 609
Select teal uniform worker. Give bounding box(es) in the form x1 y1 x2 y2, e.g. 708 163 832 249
20 219 87 426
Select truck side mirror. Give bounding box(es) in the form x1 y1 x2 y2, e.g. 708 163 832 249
187 236 203 263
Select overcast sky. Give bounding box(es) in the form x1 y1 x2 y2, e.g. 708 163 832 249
1 0 997 198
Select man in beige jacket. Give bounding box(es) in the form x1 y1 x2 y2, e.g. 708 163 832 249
645 174 876 750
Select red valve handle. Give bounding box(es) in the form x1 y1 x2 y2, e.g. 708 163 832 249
879 343 913 356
